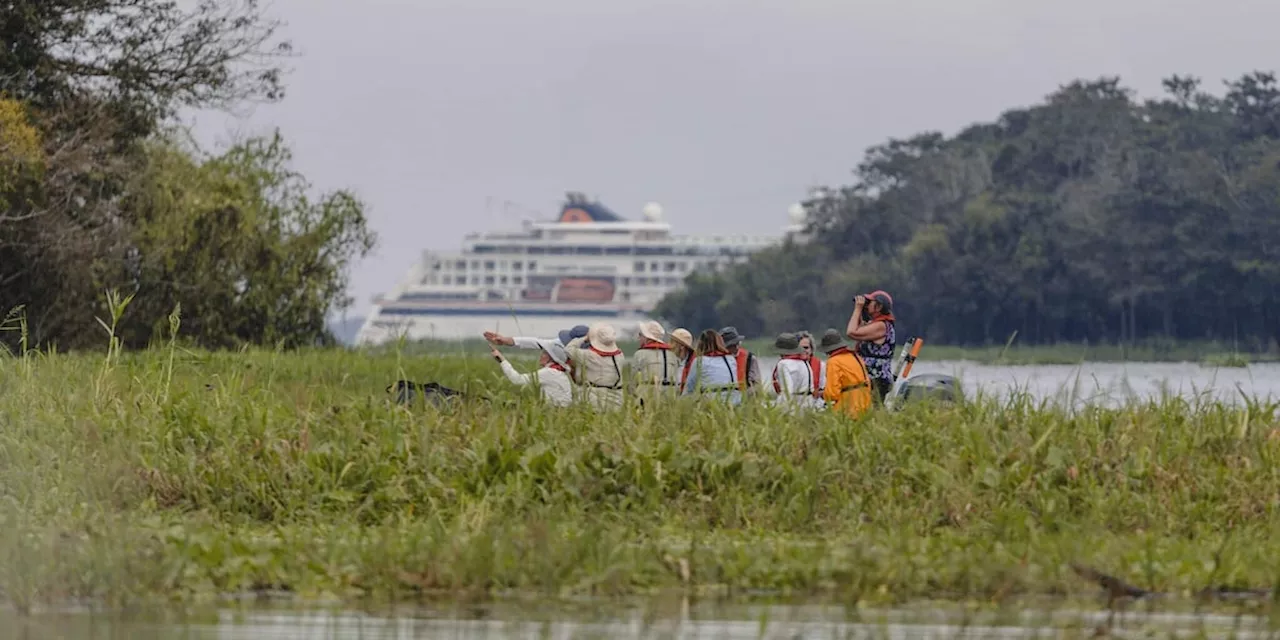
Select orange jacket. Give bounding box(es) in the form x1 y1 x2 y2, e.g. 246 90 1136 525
822 348 872 417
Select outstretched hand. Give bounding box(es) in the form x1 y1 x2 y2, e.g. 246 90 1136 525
490 346 503 362
483 331 514 346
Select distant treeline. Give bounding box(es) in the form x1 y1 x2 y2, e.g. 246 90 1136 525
655 73 1280 349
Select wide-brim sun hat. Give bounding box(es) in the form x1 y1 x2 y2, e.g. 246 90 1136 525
535 339 570 367
637 320 666 343
719 326 744 347
587 323 618 350
670 328 694 350
819 328 847 354
774 332 803 355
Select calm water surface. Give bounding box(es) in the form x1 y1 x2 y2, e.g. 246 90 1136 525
6 599 1277 639
755 358 1280 407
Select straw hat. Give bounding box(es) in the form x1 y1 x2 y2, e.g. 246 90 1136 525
637 320 666 343
670 328 693 350
587 323 618 350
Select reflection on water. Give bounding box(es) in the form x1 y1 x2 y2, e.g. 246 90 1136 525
5 599 1277 639
755 358 1280 407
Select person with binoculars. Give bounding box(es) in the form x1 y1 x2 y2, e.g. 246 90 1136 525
845 290 897 402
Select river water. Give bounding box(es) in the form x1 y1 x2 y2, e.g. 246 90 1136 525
754 358 1280 407
7 599 1278 639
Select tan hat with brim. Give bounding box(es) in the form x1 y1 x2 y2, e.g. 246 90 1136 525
670 328 694 350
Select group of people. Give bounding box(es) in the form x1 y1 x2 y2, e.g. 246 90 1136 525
484 291 898 417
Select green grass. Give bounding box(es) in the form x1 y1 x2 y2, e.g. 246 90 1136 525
3 336 1280 616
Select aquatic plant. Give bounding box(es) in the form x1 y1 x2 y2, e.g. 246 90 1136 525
1 327 1279 613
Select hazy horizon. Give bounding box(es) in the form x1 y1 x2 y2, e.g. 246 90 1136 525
185 0 1280 325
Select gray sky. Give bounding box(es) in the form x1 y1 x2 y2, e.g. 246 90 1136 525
188 0 1279 321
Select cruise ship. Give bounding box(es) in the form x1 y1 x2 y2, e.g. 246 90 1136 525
354 192 810 344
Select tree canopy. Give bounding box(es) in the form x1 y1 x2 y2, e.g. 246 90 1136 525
0 0 375 350
655 72 1280 349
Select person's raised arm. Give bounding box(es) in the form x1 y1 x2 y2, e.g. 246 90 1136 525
492 347 535 386
845 295 865 339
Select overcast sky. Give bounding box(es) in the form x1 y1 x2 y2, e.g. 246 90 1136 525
188 0 1279 322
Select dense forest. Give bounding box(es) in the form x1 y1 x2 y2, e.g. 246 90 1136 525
655 73 1280 349
0 0 375 350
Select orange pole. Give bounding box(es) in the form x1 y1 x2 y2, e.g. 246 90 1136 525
898 338 925 380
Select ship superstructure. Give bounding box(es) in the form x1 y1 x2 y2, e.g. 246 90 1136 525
355 192 808 344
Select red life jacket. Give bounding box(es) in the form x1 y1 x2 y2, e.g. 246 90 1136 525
808 357 823 397
639 342 671 350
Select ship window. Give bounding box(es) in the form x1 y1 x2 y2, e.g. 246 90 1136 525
512 261 522 270
442 276 452 285
547 246 568 255
527 261 537 271
663 262 676 272
664 277 679 286
513 276 523 284
431 261 441 270
455 261 466 270
606 246 631 255
650 262 659 272
634 262 645 272
484 261 495 270
471 261 480 269
499 276 508 285
484 276 495 285
576 246 602 255
527 246 545 255
473 245 497 254
677 263 687 272
621 277 631 286
635 246 673 256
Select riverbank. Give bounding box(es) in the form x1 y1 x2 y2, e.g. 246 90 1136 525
1 347 1278 613
372 336 1275 366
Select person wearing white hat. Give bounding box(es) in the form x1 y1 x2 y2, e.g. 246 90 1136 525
489 339 573 407
564 322 626 410
629 320 680 405
669 328 695 388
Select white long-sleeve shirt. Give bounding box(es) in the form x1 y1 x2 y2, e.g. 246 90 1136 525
771 358 824 411
511 336 553 350
499 360 573 407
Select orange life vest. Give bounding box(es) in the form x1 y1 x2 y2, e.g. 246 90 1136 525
734 348 755 388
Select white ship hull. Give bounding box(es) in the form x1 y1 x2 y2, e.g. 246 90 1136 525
355 303 653 344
